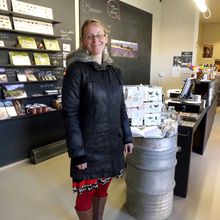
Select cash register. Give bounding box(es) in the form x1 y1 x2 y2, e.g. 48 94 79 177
167 77 204 113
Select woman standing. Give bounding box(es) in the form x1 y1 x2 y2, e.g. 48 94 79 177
62 19 133 220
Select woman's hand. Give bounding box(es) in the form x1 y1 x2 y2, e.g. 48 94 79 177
124 143 133 156
76 163 87 170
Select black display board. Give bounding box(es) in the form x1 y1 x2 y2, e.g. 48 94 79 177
5 0 76 50
0 0 75 166
79 0 152 85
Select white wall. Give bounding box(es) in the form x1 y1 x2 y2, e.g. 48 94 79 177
159 0 200 93
197 22 220 65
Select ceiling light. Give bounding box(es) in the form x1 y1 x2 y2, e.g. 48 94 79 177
194 0 208 13
194 0 211 19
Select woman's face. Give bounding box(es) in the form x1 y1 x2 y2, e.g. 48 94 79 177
82 23 108 56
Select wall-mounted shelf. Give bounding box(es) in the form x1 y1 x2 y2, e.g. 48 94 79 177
1 64 59 68
0 108 61 122
0 80 57 85
0 28 61 38
0 9 61 24
0 46 61 53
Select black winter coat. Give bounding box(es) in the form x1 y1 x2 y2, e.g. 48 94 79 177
62 60 132 181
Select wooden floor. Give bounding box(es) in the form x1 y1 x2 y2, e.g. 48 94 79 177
0 107 220 220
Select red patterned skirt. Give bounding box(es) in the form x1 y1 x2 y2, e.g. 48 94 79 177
72 170 123 194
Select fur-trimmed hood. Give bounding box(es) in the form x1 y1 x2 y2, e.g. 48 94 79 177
66 47 113 68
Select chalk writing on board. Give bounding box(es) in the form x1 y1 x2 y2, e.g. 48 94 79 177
81 0 102 15
89 8 102 14
107 0 120 20
81 0 90 13
39 83 55 89
60 30 74 42
0 33 9 40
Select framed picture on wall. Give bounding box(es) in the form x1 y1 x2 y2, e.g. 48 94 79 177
214 59 220 72
203 45 213 58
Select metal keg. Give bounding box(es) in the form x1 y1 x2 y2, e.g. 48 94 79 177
125 135 177 220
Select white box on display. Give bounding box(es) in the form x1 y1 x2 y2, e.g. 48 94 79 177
144 113 161 126
0 15 12 29
12 0 53 20
0 0 8 10
144 86 163 102
13 17 54 35
124 84 163 127
131 108 144 127
142 101 162 114
124 86 145 108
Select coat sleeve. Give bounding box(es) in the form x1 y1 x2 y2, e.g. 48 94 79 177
120 91 132 144
62 64 87 162
115 68 132 144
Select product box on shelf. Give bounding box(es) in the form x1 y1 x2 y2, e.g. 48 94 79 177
0 0 8 11
0 101 9 120
9 51 31 66
0 15 12 29
17 36 37 49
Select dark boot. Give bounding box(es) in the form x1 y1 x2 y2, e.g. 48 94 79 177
93 196 107 220
76 207 93 220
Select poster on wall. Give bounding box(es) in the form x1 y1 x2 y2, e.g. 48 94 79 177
179 51 193 78
172 56 181 77
181 51 193 67
203 45 213 58
111 39 138 58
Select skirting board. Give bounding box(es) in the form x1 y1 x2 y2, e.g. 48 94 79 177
30 139 67 164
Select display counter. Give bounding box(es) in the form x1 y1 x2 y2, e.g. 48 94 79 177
174 79 218 197
174 108 207 197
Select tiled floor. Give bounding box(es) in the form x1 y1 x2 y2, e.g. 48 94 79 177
0 107 220 220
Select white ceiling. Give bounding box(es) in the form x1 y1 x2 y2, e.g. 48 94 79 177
200 0 220 23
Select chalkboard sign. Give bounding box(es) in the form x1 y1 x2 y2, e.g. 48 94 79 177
79 0 152 85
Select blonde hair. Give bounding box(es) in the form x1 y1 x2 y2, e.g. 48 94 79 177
81 19 109 39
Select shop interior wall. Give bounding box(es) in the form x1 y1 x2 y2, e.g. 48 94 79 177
120 0 200 95
158 0 200 95
22 0 200 95
7 0 200 95
197 23 220 66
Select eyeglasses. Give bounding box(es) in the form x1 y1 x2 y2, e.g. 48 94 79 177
83 33 106 40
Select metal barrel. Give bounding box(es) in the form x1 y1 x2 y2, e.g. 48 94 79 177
125 135 177 220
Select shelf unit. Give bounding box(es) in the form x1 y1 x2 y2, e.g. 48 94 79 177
0 9 61 24
0 28 61 38
0 5 65 167
0 9 63 115
0 46 60 53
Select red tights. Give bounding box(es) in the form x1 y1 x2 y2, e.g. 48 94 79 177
75 181 111 211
